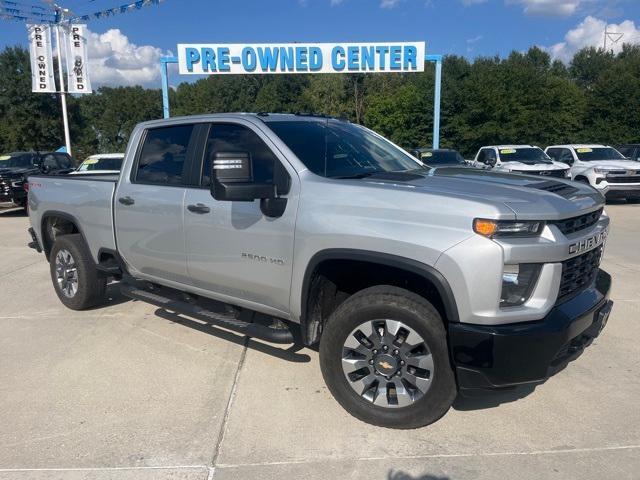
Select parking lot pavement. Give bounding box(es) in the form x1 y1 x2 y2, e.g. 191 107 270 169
1 204 639 479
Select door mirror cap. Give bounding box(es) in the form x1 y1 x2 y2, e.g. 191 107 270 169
487 158 497 167
210 151 276 202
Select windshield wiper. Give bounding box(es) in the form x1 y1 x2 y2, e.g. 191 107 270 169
333 171 383 179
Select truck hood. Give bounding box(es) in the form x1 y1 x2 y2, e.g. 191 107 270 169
497 161 569 171
361 168 603 220
581 160 640 170
0 166 37 177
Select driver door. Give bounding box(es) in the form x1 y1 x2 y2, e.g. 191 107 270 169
183 121 299 316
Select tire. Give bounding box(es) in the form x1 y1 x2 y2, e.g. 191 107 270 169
49 234 107 310
319 285 457 429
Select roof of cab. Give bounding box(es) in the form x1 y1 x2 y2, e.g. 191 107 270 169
135 112 347 130
546 144 609 149
482 145 537 149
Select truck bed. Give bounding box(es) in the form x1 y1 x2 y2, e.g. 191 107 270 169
28 173 118 262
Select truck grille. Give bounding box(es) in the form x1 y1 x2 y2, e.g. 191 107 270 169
606 175 640 184
0 178 11 196
558 246 603 301
552 208 603 235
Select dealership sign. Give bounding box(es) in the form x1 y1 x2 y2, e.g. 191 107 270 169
27 24 56 93
177 42 426 75
64 25 92 94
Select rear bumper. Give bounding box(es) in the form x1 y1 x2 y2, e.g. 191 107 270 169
449 269 612 391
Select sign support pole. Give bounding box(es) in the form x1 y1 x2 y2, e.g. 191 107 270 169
54 24 72 156
161 56 177 119
426 54 442 149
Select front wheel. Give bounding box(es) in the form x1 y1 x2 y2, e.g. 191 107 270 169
49 234 107 310
319 286 457 429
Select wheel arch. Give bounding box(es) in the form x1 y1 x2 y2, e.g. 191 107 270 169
300 249 459 346
40 210 88 261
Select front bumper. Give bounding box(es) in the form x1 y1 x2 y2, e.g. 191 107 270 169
449 269 612 391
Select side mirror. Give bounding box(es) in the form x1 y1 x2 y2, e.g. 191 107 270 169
210 152 275 202
487 157 497 168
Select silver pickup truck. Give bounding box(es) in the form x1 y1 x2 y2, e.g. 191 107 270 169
27 113 613 429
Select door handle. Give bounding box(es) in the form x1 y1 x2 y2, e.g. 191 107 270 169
187 203 211 214
118 196 135 206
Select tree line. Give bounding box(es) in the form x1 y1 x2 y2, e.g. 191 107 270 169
0 43 639 161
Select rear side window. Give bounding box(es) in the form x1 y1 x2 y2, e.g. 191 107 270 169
55 154 73 169
136 125 194 185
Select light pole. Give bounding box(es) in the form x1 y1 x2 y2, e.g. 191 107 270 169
53 6 72 155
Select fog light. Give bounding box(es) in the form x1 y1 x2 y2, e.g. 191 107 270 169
501 264 541 307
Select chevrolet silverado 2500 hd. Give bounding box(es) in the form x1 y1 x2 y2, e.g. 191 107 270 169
27 113 613 429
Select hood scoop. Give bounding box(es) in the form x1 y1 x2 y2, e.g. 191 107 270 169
526 180 579 198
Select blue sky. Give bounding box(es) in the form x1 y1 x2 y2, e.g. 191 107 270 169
1 0 639 87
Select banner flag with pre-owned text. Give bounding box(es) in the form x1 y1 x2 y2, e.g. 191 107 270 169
27 24 55 93
64 24 92 93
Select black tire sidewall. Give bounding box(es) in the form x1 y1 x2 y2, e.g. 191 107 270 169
49 234 106 310
319 286 457 429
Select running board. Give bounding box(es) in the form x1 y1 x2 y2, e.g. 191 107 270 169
120 284 294 344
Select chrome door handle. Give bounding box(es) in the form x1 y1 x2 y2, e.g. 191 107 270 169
187 203 211 214
118 196 135 206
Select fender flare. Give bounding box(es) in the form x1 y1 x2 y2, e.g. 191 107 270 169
300 249 460 328
40 210 89 259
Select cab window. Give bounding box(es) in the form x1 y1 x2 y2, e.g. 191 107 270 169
135 125 195 185
202 123 280 187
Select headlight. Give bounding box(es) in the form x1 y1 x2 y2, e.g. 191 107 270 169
501 264 541 307
473 219 544 238
593 168 626 175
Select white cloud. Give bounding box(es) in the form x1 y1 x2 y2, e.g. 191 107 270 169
380 0 401 8
547 16 640 62
86 28 171 88
508 0 581 16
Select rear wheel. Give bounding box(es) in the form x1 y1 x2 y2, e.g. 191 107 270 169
49 234 107 310
319 286 457 429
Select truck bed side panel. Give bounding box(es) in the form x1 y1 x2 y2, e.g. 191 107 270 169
28 175 117 263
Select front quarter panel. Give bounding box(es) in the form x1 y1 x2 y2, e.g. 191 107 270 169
288 173 509 321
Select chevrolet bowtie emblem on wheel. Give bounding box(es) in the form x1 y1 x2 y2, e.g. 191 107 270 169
379 361 393 370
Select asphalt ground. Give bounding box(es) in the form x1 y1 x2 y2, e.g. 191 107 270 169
0 202 639 480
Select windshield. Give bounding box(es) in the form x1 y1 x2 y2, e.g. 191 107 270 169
420 150 465 165
575 147 625 161
0 153 34 168
78 156 124 171
265 119 422 178
498 147 552 164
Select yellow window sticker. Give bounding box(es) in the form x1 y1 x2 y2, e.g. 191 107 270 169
576 148 593 153
500 149 516 154
421 152 433 158
83 158 99 165
0 155 10 161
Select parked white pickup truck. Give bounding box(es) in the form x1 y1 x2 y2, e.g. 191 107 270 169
471 145 570 178
545 145 640 201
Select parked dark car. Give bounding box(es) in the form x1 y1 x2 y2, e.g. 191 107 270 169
410 148 469 167
0 151 75 209
616 144 640 161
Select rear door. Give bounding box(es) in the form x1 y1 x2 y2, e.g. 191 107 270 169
183 120 299 315
114 123 197 285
